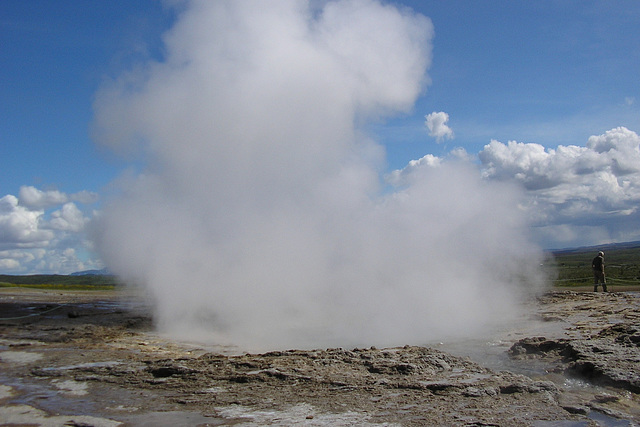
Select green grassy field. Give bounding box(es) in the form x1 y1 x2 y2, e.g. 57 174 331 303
0 274 120 291
548 243 640 289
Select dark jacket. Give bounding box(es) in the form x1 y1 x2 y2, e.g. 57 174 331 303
592 255 604 272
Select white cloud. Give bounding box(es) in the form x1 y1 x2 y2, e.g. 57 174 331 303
63 247 76 257
384 126 640 248
18 186 99 210
18 186 68 209
0 188 99 274
478 126 640 247
425 111 454 142
0 257 20 270
479 140 566 190
48 203 89 233
0 195 53 247
0 249 39 269
384 153 441 186
70 190 99 205
586 126 640 175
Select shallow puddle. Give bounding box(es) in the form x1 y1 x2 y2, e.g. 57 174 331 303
588 411 636 426
0 350 43 364
0 403 122 427
39 360 124 372
116 410 228 426
52 379 89 395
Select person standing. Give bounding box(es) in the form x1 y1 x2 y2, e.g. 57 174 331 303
592 251 607 292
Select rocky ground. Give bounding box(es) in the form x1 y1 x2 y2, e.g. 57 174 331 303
0 287 639 426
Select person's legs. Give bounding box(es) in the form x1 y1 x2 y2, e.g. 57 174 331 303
593 271 606 292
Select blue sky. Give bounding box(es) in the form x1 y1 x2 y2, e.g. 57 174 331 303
1 1 168 196
379 1 640 167
2 0 640 274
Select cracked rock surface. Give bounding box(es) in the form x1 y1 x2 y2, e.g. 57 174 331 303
1 288 639 426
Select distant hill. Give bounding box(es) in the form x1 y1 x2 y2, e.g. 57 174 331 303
70 268 111 276
551 241 640 255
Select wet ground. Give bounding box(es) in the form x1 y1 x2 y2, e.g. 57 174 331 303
0 287 639 426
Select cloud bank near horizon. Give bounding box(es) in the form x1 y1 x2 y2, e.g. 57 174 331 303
90 0 547 350
0 187 99 272
480 126 640 246
386 125 640 248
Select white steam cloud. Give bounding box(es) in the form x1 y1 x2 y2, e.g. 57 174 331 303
92 0 545 351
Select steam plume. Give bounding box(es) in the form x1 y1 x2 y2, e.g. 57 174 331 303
92 0 546 351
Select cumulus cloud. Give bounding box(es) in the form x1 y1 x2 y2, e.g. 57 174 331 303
0 188 99 274
479 127 640 247
48 203 89 232
0 195 53 248
18 186 98 210
384 153 441 186
92 0 545 351
384 126 640 248
0 257 20 270
425 111 454 142
19 186 68 209
0 249 43 270
70 190 100 205
586 127 640 175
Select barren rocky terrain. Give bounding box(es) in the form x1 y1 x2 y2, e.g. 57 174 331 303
1 287 639 426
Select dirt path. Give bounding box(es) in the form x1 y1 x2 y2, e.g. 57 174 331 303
1 288 639 426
